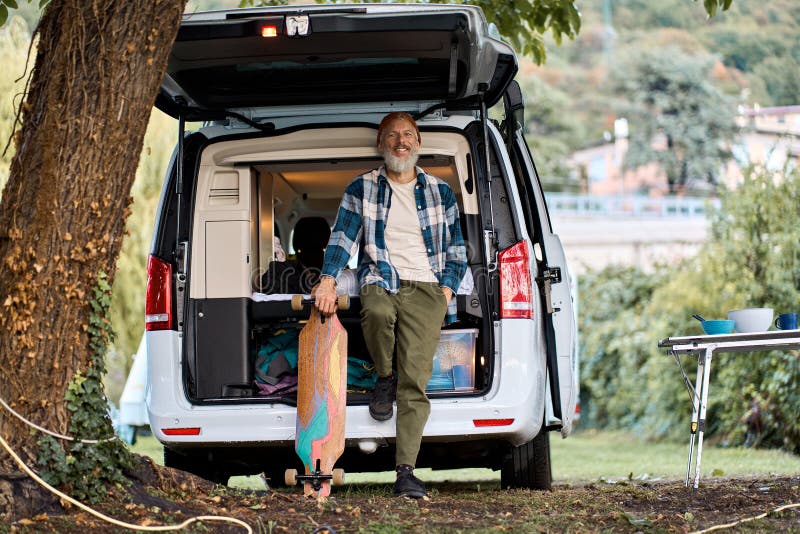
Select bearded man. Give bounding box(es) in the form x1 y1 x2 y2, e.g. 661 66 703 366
314 112 467 498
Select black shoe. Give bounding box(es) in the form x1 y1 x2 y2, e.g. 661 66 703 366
393 465 427 498
369 374 394 421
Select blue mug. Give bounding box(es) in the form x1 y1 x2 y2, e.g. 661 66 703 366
775 313 798 330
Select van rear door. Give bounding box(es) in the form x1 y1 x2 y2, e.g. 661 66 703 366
502 83 578 436
155 4 517 120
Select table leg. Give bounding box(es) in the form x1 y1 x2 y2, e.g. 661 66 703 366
685 351 704 487
692 346 714 489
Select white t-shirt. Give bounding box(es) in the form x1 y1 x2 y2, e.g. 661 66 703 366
384 178 438 283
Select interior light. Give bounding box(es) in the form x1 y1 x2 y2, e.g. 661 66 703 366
261 25 278 38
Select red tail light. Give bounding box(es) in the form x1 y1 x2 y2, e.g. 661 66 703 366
499 241 533 319
162 427 201 436
473 418 515 427
145 255 173 331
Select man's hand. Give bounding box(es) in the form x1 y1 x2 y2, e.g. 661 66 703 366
440 286 453 303
313 276 337 316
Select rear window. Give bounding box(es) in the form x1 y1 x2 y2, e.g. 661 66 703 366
173 56 460 108
167 12 473 109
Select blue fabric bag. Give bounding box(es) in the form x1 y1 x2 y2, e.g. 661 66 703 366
254 329 300 385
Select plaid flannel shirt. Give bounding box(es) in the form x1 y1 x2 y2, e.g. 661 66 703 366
322 166 467 321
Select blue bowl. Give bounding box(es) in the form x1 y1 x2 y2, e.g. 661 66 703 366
701 319 735 335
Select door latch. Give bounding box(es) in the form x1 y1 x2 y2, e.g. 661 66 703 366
175 241 189 332
536 267 562 285
536 267 562 314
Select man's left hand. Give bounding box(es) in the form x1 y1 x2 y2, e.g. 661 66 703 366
441 286 453 303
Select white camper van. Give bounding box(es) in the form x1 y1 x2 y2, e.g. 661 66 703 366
145 3 578 490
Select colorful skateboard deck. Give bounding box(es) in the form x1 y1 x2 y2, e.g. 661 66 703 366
287 296 348 500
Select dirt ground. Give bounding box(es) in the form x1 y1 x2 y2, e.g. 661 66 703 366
4 458 800 533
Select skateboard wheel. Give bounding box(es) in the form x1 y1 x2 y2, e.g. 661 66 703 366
285 468 298 486
291 295 304 311
332 468 345 486
337 294 350 311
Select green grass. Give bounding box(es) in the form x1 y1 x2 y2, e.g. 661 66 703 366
129 432 163 463
551 429 800 482
129 429 800 490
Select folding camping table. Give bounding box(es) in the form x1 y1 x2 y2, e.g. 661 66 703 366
658 329 800 489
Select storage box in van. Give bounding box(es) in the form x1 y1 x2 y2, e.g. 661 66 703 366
427 329 478 392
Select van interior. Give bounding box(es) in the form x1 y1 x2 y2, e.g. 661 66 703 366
183 127 493 405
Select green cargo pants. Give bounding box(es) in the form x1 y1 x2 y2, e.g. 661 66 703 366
360 281 449 467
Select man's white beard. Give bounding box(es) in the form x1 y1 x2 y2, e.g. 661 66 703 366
382 145 419 174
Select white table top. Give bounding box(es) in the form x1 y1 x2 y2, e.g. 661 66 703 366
659 329 800 354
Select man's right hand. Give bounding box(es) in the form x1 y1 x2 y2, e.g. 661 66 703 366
313 276 337 316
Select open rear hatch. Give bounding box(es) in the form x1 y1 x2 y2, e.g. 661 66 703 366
155 4 517 120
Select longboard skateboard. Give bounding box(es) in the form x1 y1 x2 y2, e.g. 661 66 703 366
284 294 349 500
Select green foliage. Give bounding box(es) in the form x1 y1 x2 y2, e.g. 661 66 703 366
752 55 800 107
580 165 800 453
704 25 793 72
536 0 797 193
37 272 133 503
520 76 585 191
704 165 800 451
465 0 580 63
0 0 47 27
614 0 702 30
239 0 581 64
0 16 30 196
612 0 733 31
578 265 678 434
614 46 737 195
699 0 732 18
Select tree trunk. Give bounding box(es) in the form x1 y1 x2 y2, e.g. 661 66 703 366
0 0 186 519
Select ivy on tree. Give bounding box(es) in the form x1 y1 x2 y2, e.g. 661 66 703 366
37 272 132 504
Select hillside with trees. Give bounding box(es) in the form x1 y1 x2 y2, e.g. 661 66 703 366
524 0 800 191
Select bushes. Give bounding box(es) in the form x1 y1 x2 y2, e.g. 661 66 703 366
580 165 800 452
705 164 800 451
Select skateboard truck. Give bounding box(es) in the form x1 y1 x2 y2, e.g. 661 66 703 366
295 471 332 492
285 460 346 490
